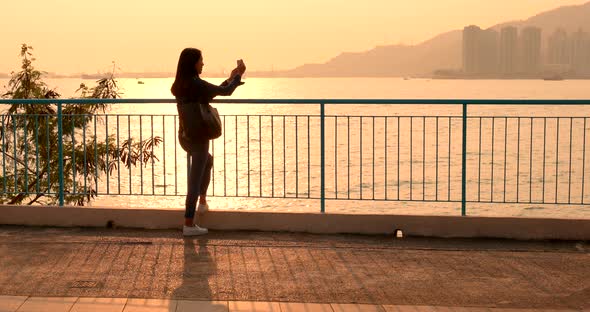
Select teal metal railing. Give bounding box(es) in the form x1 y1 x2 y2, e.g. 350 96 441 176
1 99 590 215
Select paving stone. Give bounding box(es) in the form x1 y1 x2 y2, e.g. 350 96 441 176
70 297 127 312
228 301 281 312
0 296 27 312
15 297 77 312
176 300 228 312
280 302 334 312
122 299 176 312
331 303 385 312
384 306 489 312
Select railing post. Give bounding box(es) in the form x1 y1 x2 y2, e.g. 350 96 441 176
320 102 326 213
461 103 467 216
57 101 64 206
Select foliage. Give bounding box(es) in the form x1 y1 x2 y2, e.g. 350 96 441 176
0 44 161 206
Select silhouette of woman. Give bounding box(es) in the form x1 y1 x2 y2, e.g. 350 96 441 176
171 48 245 236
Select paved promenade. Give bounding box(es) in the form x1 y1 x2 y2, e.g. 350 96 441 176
0 225 588 311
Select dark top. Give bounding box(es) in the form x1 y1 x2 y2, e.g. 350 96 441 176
176 74 243 104
176 75 243 146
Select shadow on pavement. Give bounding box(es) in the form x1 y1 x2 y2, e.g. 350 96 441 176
169 237 227 311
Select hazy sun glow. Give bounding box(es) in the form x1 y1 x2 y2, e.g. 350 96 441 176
0 0 587 75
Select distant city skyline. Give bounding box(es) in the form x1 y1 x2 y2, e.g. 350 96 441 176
0 0 588 75
462 24 590 76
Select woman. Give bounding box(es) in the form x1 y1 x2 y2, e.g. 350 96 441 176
171 48 245 236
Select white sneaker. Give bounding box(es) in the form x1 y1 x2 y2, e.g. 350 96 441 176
183 225 208 236
197 203 209 215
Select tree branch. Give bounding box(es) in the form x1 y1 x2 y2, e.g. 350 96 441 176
1 150 42 176
7 168 48 204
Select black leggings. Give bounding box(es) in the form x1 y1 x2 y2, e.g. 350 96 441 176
185 140 213 219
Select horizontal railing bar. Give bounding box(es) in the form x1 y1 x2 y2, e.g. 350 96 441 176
2 99 590 105
465 201 590 206
2 114 589 120
4 188 590 205
216 99 590 105
0 99 177 104
328 198 590 205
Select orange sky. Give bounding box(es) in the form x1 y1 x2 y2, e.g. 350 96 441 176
0 0 587 75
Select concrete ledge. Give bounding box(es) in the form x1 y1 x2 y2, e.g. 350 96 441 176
1 204 589 240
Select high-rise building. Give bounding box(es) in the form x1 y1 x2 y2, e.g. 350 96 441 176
520 27 542 74
499 26 518 74
480 29 499 74
570 29 590 75
548 28 570 65
463 25 481 74
463 26 499 74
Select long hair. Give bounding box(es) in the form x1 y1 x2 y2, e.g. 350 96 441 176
171 48 202 97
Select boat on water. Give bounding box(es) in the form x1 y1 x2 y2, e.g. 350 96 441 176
137 80 145 84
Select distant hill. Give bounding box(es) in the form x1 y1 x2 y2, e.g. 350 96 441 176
266 1 590 78
493 1 590 38
277 30 462 78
